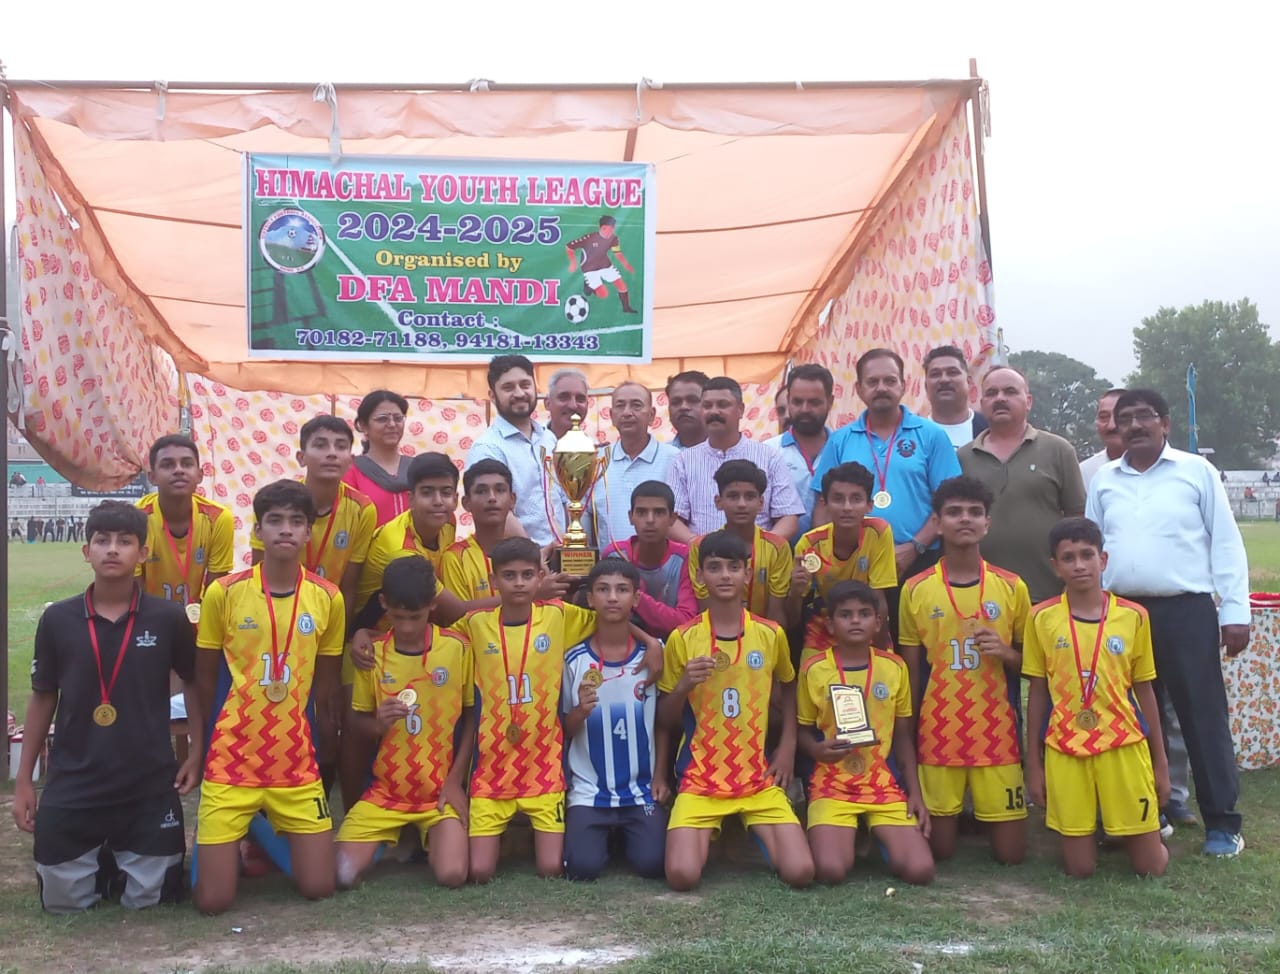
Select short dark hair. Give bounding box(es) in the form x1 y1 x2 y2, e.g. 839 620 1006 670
825 579 882 616
923 345 968 371
1114 389 1169 419
253 479 318 524
702 376 744 405
786 363 834 397
1048 517 1104 557
382 555 436 608
487 355 536 391
490 537 542 571
408 452 459 489
599 215 617 228
299 415 354 450
931 476 995 515
665 370 709 396
630 480 675 512
586 558 640 590
855 348 905 382
463 458 513 494
714 459 766 495
697 529 751 566
821 462 874 501
148 434 200 469
354 390 409 428
85 500 148 546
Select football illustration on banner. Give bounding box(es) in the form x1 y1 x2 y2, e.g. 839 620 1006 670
563 294 590 324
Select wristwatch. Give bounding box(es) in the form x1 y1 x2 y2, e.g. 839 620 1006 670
911 538 928 556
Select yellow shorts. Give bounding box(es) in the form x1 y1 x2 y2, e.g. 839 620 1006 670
469 792 565 837
1046 742 1161 837
669 786 799 832
196 779 332 845
336 800 458 847
806 798 917 831
918 763 1026 822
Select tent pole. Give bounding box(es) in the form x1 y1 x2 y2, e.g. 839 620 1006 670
969 58 993 270
0 91 11 777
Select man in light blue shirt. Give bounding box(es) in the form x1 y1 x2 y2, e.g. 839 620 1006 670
1085 388 1249 858
665 370 709 450
765 363 834 538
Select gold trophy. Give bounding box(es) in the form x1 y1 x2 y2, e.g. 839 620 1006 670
829 684 878 746
542 414 608 576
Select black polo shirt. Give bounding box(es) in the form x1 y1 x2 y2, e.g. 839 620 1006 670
32 587 195 808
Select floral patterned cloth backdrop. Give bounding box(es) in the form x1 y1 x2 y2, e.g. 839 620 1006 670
1224 606 1280 770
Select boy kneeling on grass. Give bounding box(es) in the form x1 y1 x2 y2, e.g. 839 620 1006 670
799 580 934 886
1023 517 1170 879
336 556 474 888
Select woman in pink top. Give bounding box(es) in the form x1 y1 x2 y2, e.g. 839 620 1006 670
342 390 414 525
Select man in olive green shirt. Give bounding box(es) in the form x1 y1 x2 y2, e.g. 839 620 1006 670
957 366 1086 602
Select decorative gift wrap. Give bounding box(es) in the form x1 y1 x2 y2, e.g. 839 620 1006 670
1223 595 1280 771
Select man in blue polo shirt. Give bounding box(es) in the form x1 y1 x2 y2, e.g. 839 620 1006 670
811 348 960 642
765 363 835 537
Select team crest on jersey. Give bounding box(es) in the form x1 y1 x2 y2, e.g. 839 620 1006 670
1055 636 1070 650
872 681 890 700
1107 635 1125 655
297 613 316 635
857 556 869 573
432 666 449 686
534 634 551 653
136 630 158 648
334 530 350 550
195 546 206 565
982 601 1000 620
747 650 765 670
238 616 259 630
897 439 917 458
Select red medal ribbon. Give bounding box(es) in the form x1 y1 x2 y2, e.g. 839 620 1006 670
794 438 820 477
499 613 535 717
1067 592 1111 709
588 637 640 686
85 586 140 707
709 610 747 666
938 560 988 626
863 424 899 497
262 566 304 683
160 508 197 605
305 491 341 574
377 628 434 698
827 646 874 702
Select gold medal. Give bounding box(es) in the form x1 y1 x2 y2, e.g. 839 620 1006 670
963 618 981 638
872 490 892 509
711 651 731 672
801 552 823 574
265 680 289 703
1076 708 1100 731
581 668 603 690
843 751 867 775
506 723 524 744
92 703 117 727
185 603 201 625
397 688 417 706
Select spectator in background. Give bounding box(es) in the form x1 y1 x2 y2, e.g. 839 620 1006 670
1079 389 1126 488
35 476 46 498
923 346 989 448
343 390 414 526
765 364 835 538
774 386 790 435
1244 486 1256 501
546 369 592 440
26 517 37 544
665 371 709 450
1263 472 1271 486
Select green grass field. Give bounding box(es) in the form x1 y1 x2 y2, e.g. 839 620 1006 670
3 529 1280 973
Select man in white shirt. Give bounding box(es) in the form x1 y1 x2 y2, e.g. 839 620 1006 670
924 345 989 448
1079 388 1126 487
1086 388 1250 858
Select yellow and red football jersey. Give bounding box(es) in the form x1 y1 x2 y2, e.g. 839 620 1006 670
439 535 494 602
353 627 473 811
455 601 595 800
898 561 1031 767
658 611 796 798
355 511 457 623
137 492 234 604
794 519 897 599
197 566 345 787
798 647 911 805
688 527 790 616
250 481 376 582
1022 592 1156 757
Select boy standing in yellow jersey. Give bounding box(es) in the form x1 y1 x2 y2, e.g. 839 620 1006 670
137 435 234 619
799 580 933 885
658 530 814 891
789 462 897 648
193 480 345 914
688 461 790 625
336 556 473 889
441 459 517 609
1023 517 1170 878
899 477 1031 865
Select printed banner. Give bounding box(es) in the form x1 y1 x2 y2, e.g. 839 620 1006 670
246 154 655 363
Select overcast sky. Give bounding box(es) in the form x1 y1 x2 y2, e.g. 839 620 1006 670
5 0 1275 385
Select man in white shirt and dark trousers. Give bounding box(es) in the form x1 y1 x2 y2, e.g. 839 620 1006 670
1086 389 1250 857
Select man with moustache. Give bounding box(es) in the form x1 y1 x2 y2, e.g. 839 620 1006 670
958 366 1086 603
924 345 988 448
1087 389 1250 858
665 371 710 450
590 382 679 553
1079 388 1126 487
765 364 835 537
669 376 804 541
546 368 592 439
465 355 563 548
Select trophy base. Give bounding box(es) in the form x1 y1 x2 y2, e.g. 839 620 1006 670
554 546 599 578
835 729 879 747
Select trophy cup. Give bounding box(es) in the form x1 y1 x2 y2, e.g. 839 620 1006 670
829 684 878 746
542 414 608 576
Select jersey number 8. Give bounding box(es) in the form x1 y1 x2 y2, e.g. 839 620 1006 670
722 688 740 718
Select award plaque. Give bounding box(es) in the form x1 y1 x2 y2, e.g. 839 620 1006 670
829 684 877 746
542 414 609 577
